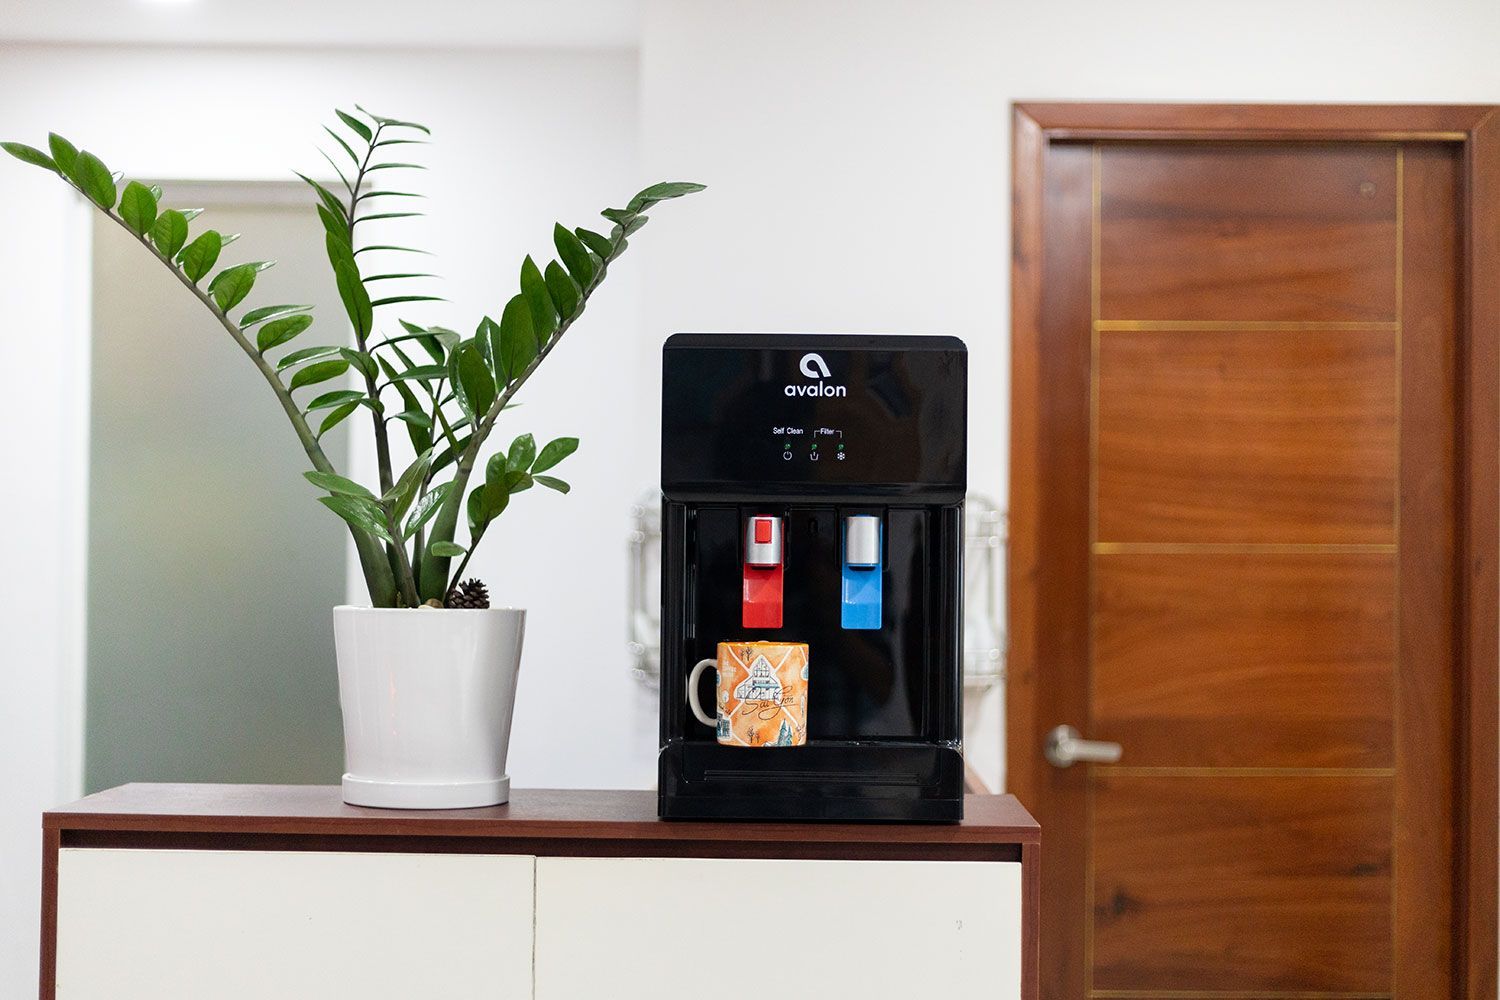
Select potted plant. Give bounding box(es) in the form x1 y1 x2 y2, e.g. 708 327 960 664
4 107 702 808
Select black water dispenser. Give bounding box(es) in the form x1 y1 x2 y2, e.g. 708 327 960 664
658 333 967 822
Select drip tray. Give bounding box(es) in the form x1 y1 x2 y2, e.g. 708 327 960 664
659 740 964 823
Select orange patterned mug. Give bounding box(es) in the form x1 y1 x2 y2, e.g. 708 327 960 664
688 641 809 747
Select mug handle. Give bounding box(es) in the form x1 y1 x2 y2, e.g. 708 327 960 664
686 657 717 727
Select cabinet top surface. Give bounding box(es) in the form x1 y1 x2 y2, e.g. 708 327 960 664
46 785 1037 845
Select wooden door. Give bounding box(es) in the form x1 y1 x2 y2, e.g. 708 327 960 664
1009 105 1499 1000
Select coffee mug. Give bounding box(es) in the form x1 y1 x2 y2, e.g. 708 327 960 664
688 641 809 747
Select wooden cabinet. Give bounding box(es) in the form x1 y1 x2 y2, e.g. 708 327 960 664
41 785 1038 1000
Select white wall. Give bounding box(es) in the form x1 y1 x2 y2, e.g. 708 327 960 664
637 0 1500 793
7 2 1500 995
0 41 651 998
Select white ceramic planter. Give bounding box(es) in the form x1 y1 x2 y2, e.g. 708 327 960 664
333 605 525 809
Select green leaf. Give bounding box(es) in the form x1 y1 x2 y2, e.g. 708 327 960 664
389 364 448 382
429 540 466 558
370 294 444 308
365 162 427 173
404 482 454 538
149 209 189 258
498 293 537 384
507 433 537 473
553 224 596 287
365 272 437 283
627 181 706 212
392 409 433 430
2 141 57 172
339 347 378 380
519 256 558 343
448 341 495 423
178 230 222 284
319 493 395 543
467 483 495 535
318 401 360 438
317 204 347 245
356 105 431 134
383 449 433 522
208 262 264 311
241 303 310 327
47 134 78 179
304 469 374 498
543 261 580 319
277 345 345 372
179 207 204 223
295 171 347 223
74 150 116 209
475 315 500 374
335 109 373 142
334 259 373 338
257 313 314 352
532 436 579 473
118 180 157 235
600 207 635 226
353 244 433 258
305 389 365 412
574 228 612 259
534 475 570 494
289 358 349 390
322 125 359 165
356 211 424 224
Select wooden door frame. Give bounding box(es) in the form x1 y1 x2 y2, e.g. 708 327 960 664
1008 102 1498 999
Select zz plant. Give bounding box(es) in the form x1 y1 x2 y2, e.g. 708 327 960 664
4 107 702 608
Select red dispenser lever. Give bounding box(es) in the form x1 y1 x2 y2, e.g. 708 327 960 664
742 514 784 629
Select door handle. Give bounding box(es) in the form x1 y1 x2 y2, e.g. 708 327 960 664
1044 725 1122 768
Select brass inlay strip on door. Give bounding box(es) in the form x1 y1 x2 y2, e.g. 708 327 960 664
1092 542 1396 556
1098 766 1395 778
1095 319 1399 331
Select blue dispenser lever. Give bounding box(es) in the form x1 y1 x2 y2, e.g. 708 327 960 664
841 515 883 630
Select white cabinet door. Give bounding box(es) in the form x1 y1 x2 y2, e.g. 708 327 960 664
56 849 535 1000
534 856 1022 1000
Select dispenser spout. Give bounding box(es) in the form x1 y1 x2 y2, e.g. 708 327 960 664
841 514 882 630
742 514 784 629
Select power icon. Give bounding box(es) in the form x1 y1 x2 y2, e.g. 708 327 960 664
781 451 793 461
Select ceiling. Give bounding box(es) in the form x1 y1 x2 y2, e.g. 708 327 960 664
0 0 643 50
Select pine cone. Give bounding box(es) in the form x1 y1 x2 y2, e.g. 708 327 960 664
444 578 490 609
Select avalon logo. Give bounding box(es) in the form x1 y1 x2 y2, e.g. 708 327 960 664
786 352 847 397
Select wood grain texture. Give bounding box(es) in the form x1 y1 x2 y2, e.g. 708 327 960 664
1459 108 1500 1000
1100 145 1398 322
1394 142 1460 999
1010 102 1496 1000
1091 774 1393 993
43 784 1037 845
1093 552 1394 769
1096 327 1397 544
1014 101 1495 141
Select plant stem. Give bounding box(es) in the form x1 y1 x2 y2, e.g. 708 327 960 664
417 253 614 601
445 541 479 595
92 194 400 608
343 122 414 605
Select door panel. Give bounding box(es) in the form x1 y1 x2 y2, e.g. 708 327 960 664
1009 105 1480 1000
1096 326 1398 543
1098 145 1398 322
1094 551 1394 768
1092 775 1393 992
